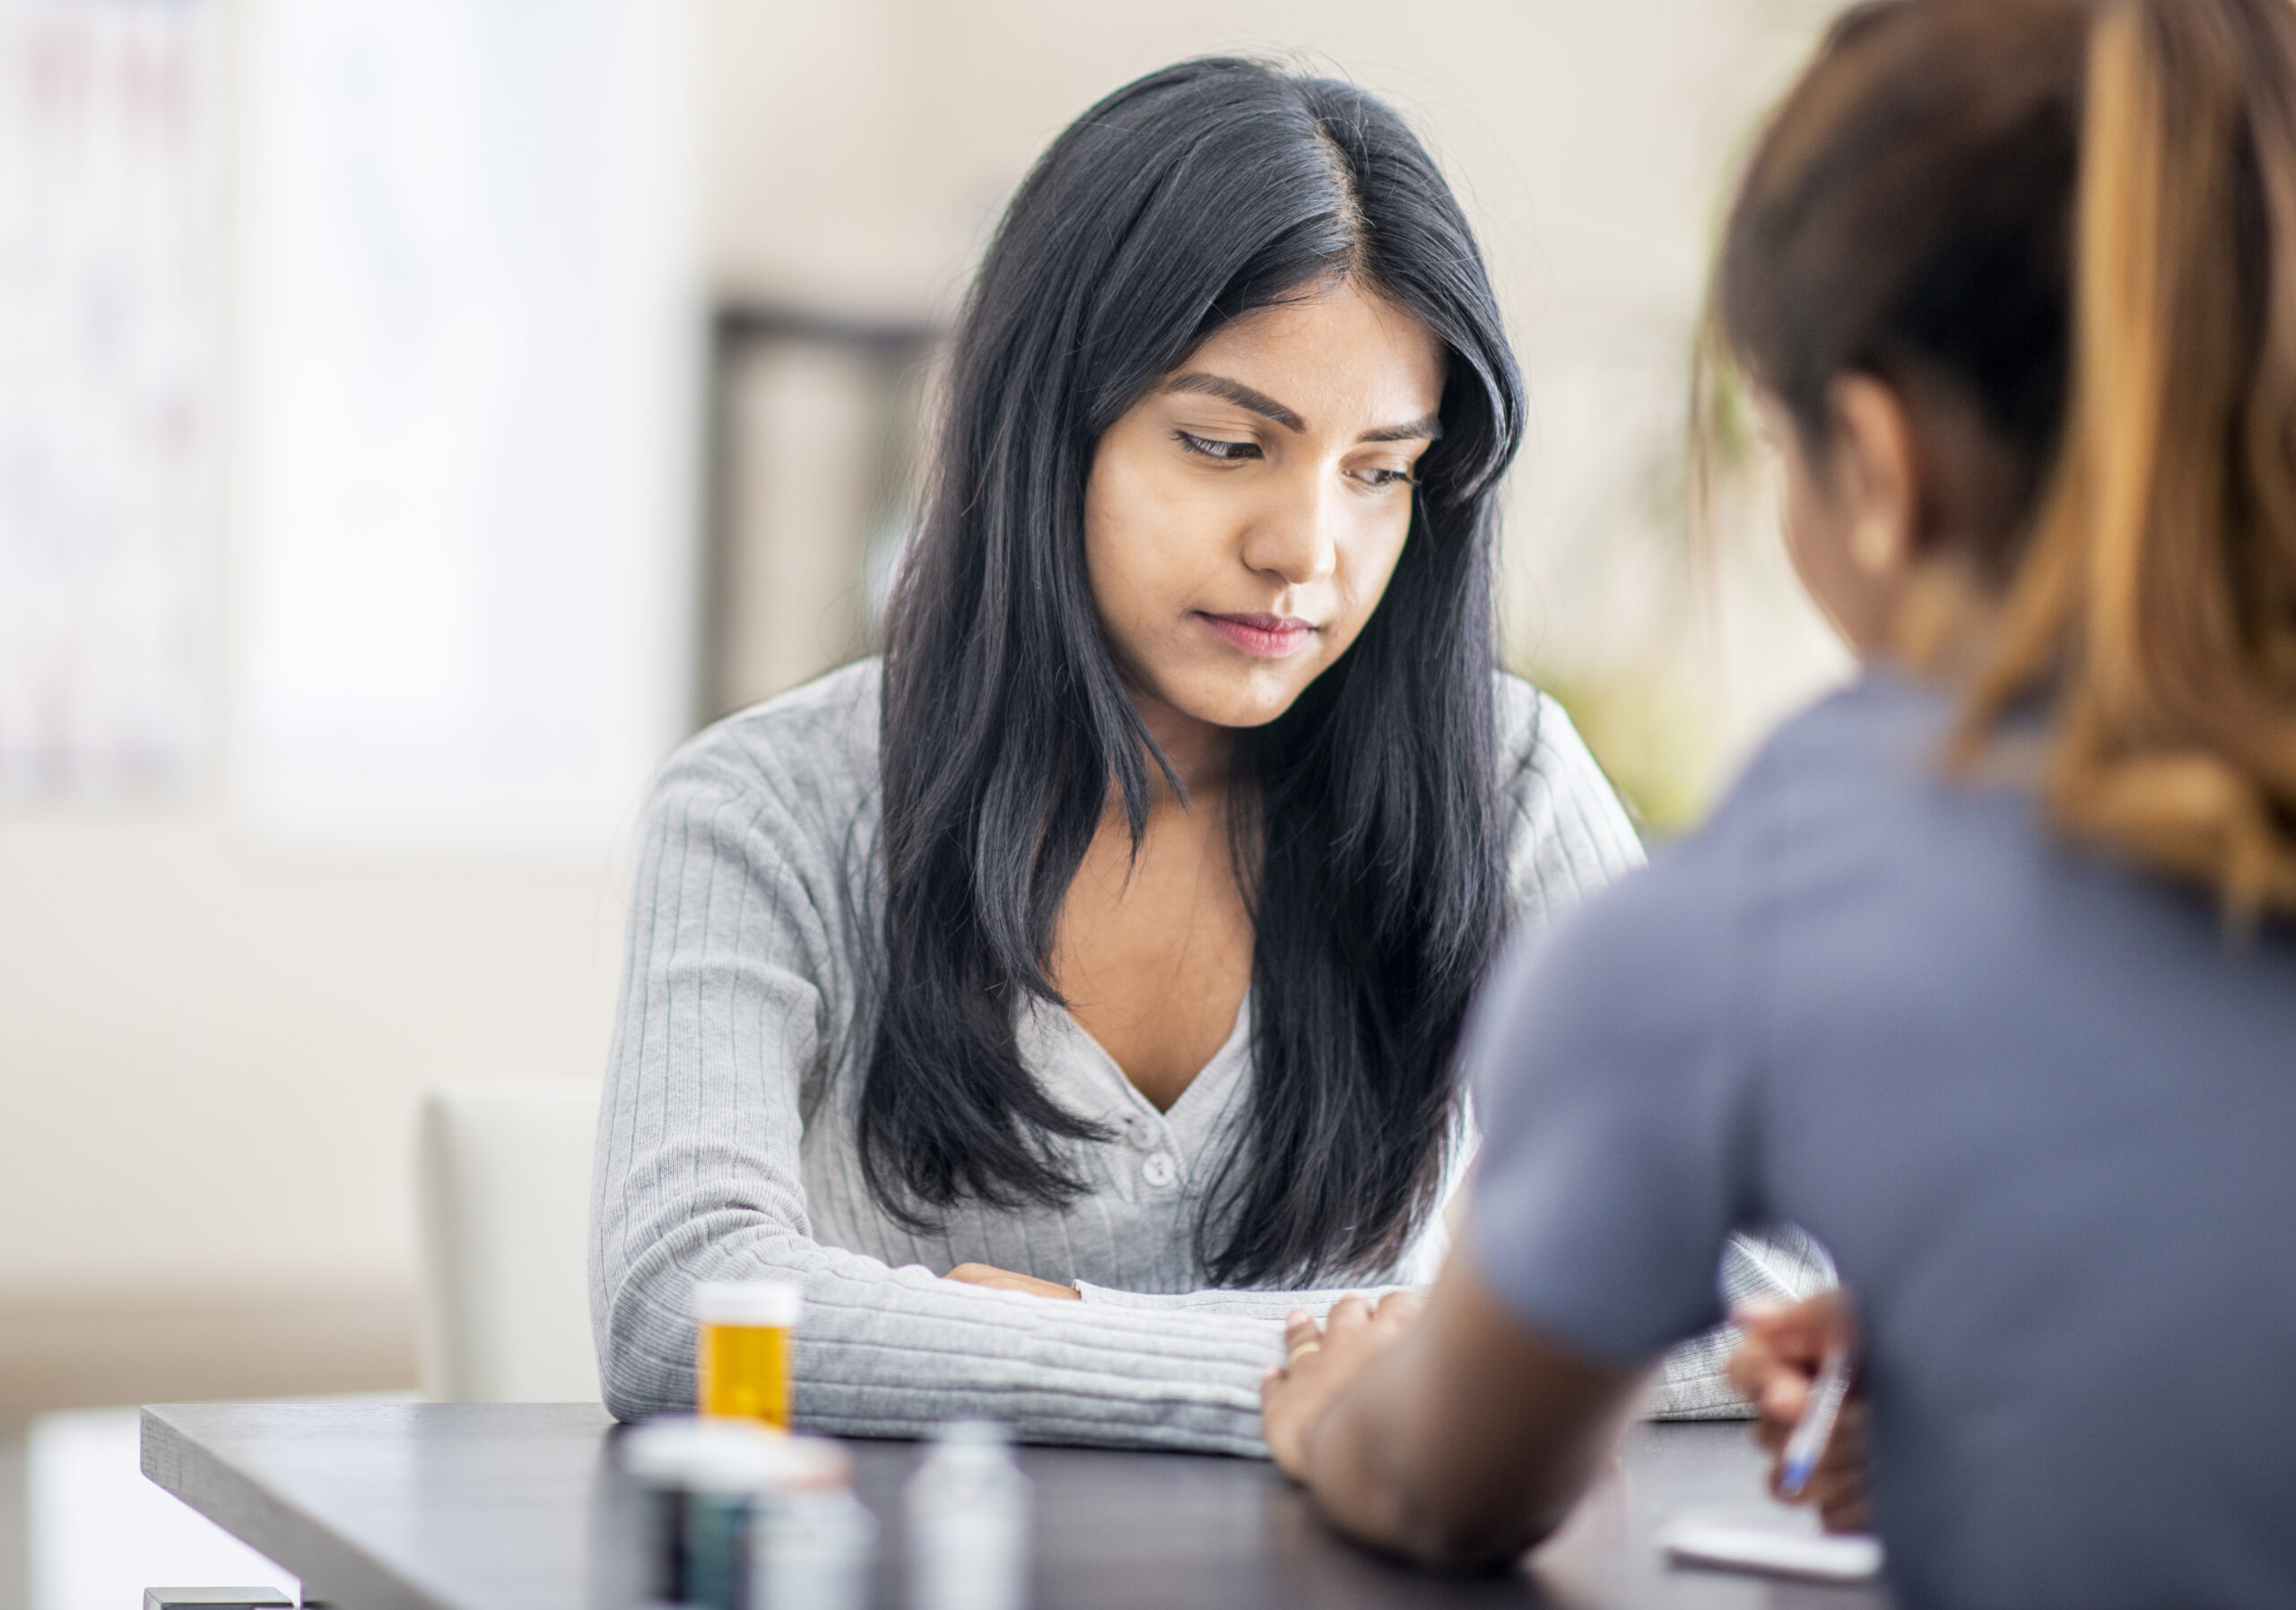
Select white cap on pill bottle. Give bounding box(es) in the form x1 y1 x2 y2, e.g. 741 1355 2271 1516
622 1416 784 1492
692 1280 803 1327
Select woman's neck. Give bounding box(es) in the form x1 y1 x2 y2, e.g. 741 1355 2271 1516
1126 687 1238 806
1059 682 1254 1111
1879 556 2007 689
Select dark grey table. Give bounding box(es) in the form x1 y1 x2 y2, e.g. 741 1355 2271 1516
140 1403 1890 1610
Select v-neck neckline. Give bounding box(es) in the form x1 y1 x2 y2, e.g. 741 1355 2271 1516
1027 990 1254 1143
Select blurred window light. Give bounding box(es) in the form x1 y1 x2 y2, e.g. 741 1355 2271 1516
232 0 697 853
0 0 213 800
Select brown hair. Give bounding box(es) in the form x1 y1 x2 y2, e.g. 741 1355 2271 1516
1716 0 2296 919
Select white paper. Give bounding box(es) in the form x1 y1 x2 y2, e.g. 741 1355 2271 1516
1659 1515 1884 1583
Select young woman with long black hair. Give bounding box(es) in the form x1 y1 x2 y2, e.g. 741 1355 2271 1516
591 57 1820 1453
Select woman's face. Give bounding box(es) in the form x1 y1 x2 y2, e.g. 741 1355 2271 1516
1761 390 1884 654
1083 282 1446 742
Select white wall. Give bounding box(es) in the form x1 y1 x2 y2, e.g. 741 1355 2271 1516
706 0 1818 313
0 816 629 1293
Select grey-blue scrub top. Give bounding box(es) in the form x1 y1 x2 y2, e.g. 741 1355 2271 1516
1465 671 2296 1610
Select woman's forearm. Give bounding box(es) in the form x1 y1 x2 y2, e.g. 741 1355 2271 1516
597 1221 1287 1454
1273 1260 1645 1569
1072 1280 1418 1319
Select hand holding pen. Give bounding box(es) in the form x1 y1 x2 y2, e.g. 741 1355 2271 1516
1725 1288 1873 1534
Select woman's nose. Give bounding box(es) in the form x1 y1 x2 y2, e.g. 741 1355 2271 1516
1239 475 1342 587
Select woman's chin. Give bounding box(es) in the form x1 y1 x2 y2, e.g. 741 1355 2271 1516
1159 669 1318 733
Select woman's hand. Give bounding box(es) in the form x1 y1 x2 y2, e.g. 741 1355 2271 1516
1259 1291 1425 1479
944 1262 1083 1301
1726 1289 1873 1534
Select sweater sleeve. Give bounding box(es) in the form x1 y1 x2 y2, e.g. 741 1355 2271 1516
587 747 1284 1455
1072 1280 1413 1319
1503 685 1648 919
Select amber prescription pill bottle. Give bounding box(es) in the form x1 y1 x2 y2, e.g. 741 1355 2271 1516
695 1280 802 1428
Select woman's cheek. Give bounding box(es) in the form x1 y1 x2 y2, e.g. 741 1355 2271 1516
1329 520 1405 650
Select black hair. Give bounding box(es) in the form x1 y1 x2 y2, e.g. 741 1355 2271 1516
865 57 1524 1286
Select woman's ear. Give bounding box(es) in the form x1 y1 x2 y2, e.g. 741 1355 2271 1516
1827 374 1920 579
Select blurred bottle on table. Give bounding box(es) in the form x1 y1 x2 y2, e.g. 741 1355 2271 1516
752 1434 877 1610
622 1416 783 1610
620 1416 874 1610
906 1421 1031 1610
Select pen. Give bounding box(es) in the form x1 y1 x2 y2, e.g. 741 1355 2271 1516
1777 1342 1851 1498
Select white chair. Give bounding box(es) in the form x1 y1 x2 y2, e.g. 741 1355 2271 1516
416 1082 604 1402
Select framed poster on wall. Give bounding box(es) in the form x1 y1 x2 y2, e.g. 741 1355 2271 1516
0 0 213 799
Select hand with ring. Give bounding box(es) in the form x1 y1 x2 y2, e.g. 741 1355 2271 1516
1259 1289 1426 1479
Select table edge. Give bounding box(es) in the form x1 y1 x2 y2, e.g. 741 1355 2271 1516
141 1404 459 1610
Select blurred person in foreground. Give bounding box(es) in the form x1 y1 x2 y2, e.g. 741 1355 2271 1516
591 58 1826 1455
1261 1 2296 1604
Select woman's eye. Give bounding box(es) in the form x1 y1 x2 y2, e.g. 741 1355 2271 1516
1175 430 1261 463
1354 466 1415 491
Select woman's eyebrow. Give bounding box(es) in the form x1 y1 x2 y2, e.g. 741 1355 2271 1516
1360 413 1443 444
1164 371 1308 432
1163 372 1441 444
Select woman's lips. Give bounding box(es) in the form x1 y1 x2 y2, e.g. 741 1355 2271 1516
1196 612 1316 659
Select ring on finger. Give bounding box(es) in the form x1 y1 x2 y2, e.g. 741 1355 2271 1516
1284 1341 1323 1372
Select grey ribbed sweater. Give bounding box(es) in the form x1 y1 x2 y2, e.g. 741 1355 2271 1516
590 661 1820 1455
